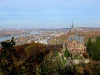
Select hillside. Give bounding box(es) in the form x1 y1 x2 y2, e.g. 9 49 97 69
49 29 100 44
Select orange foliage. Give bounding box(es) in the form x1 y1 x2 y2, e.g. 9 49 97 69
14 43 30 55
83 53 88 58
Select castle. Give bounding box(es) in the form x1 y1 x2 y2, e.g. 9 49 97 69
67 23 85 58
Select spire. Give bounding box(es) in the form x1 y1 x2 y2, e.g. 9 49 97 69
71 21 74 30
72 21 74 28
70 22 76 35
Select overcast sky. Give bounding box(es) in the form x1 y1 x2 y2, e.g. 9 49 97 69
0 0 100 28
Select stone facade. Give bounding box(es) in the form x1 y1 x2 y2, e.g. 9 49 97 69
67 24 85 58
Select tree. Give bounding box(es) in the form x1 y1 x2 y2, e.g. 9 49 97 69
86 37 93 58
0 37 20 75
24 42 47 74
87 36 100 61
64 48 70 57
92 36 100 61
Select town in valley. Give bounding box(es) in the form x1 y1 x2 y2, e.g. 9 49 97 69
0 0 100 75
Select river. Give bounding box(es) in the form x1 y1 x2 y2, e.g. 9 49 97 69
0 35 21 42
0 31 40 42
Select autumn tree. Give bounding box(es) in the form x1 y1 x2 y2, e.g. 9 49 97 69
24 42 47 74
0 37 20 75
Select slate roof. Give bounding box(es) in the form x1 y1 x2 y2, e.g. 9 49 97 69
67 35 84 43
67 23 84 43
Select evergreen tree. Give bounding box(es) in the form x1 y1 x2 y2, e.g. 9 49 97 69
92 36 100 61
87 36 100 61
64 48 70 57
86 37 93 58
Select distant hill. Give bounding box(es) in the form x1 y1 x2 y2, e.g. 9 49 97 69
77 27 100 31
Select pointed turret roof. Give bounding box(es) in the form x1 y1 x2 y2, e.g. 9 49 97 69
71 21 74 28
70 22 76 34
